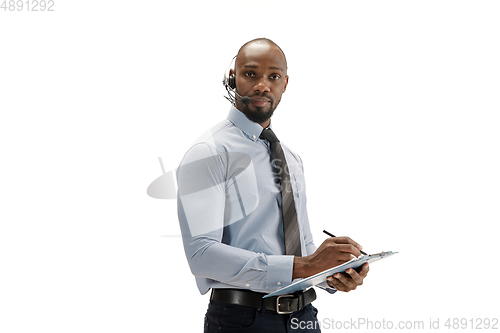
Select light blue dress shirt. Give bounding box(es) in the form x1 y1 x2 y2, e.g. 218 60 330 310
177 106 334 295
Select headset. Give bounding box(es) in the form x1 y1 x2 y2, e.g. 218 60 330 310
222 56 251 106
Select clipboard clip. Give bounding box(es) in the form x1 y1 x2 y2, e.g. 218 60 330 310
368 251 390 257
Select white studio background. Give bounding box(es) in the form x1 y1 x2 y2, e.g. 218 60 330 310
1 1 499 332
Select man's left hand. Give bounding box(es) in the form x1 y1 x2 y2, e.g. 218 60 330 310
326 263 369 292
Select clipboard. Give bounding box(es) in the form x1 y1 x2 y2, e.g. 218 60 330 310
263 251 398 298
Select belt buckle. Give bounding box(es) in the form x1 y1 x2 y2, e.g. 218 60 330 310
276 294 295 314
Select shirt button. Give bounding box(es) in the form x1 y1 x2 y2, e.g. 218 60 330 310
277 282 281 285
245 284 250 287
253 135 256 139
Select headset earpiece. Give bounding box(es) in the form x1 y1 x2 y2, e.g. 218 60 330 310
228 74 236 89
223 56 240 105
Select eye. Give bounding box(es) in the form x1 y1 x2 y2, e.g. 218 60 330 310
245 72 256 78
269 74 281 80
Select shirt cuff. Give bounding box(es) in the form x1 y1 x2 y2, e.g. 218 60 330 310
267 255 294 289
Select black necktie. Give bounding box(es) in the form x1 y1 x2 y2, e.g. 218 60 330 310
260 128 302 257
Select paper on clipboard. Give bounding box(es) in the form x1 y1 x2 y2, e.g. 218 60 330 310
263 251 398 298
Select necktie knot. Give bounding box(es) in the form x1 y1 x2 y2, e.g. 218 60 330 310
260 128 280 143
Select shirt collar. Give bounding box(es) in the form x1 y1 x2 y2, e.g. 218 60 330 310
227 106 269 142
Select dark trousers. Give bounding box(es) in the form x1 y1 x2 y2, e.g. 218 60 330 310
204 300 322 333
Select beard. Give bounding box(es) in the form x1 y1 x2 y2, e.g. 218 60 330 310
239 99 278 124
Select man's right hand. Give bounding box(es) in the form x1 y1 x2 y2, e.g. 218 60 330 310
292 236 363 279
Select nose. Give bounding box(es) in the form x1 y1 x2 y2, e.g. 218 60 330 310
253 77 271 94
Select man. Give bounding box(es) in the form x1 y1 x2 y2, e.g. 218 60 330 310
177 38 369 332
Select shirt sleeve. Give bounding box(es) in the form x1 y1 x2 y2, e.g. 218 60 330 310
177 143 294 293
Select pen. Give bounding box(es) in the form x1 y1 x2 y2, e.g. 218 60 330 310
323 230 367 256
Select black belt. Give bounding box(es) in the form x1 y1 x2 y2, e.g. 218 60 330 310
210 288 316 314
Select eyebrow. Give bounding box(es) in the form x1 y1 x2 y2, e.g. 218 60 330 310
244 65 284 72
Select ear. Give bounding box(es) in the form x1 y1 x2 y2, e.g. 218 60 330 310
229 68 235 76
283 75 289 93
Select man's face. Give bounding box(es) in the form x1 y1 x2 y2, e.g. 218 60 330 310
232 42 288 126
